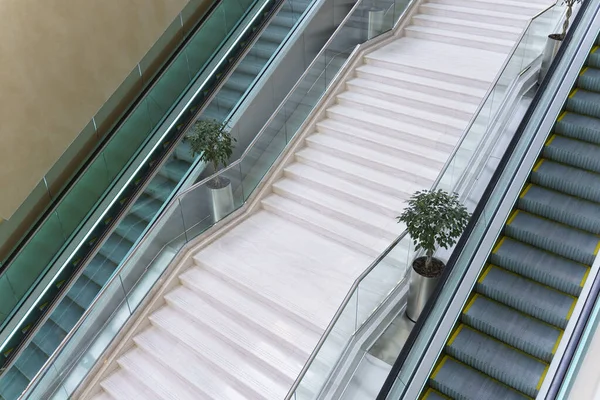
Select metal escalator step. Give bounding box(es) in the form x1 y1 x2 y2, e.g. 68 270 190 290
114 213 150 244
477 265 576 328
505 210 600 265
578 66 600 92
49 297 85 333
519 184 600 236
14 342 47 380
0 368 28 400
544 134 600 173
555 112 600 145
145 175 177 203
490 237 589 297
98 232 134 265
83 253 118 287
157 159 190 182
566 89 600 119
67 274 102 309
130 194 163 223
421 388 450 400
260 23 290 44
532 159 600 203
587 46 600 68
32 319 67 357
446 324 547 397
462 295 562 363
430 356 529 400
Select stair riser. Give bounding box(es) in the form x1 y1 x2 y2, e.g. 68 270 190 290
261 199 381 258
283 168 399 218
518 197 600 236
336 96 464 134
346 81 473 120
588 52 600 69
567 96 600 119
318 126 445 170
325 109 455 153
411 16 520 41
272 184 397 240
419 5 527 28
404 28 511 54
427 0 539 15
355 68 482 104
531 171 600 204
305 138 434 186
365 57 490 90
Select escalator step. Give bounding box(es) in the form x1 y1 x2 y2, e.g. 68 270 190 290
587 45 600 69
566 89 600 119
49 297 85 333
463 295 562 362
490 236 589 296
114 213 149 244
430 356 529 400
67 274 102 309
519 184 600 236
14 343 47 380
157 159 190 182
130 194 163 223
555 112 600 145
145 175 178 203
83 253 118 287
505 210 599 265
476 265 575 328
532 159 600 204
0 368 28 400
32 319 67 357
544 134 600 173
446 324 547 397
578 66 600 92
98 232 134 265
421 388 450 400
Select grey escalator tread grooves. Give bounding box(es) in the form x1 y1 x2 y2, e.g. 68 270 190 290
49 297 85 333
519 183 600 236
32 319 67 356
114 213 149 244
532 159 600 203
98 233 133 265
555 111 600 144
0 368 28 400
476 265 575 329
544 134 600 173
158 159 190 181
446 324 546 397
430 357 529 400
84 253 117 287
261 23 291 44
462 295 562 363
145 175 177 203
66 275 101 309
14 344 47 380
588 47 600 68
490 236 588 297
421 388 450 400
578 66 600 92
505 210 600 265
567 88 600 118
130 194 162 222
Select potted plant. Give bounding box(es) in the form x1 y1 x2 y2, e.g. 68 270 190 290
541 0 582 80
397 189 470 322
187 118 237 221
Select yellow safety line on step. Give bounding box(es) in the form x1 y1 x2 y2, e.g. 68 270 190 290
537 364 550 391
431 356 449 379
594 239 600 255
492 237 506 254
478 265 493 284
533 159 545 172
592 45 599 53
580 66 589 76
545 134 557 146
506 210 520 225
552 330 565 355
463 294 479 314
569 88 579 98
581 267 591 287
520 183 533 199
567 298 578 320
557 111 567 122
447 324 464 346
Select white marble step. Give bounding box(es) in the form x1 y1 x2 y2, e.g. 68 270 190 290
336 91 467 134
272 178 401 240
165 286 302 383
411 14 521 41
133 327 253 400
117 348 206 400
91 392 114 400
149 307 289 399
305 133 438 185
262 194 397 259
283 162 400 218
179 266 320 359
101 370 162 400
316 118 447 169
326 105 457 153
428 0 545 15
354 64 485 104
295 147 426 199
419 3 530 27
347 76 476 120
404 25 514 54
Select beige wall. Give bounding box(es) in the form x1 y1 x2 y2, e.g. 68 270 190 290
0 0 190 219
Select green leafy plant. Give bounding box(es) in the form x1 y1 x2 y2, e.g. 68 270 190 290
397 189 470 272
187 119 236 187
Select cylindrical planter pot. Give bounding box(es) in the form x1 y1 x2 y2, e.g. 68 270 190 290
406 256 444 322
208 178 234 222
540 34 563 83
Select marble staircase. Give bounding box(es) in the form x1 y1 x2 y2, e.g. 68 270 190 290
85 0 552 398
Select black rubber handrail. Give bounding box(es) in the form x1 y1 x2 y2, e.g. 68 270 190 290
376 0 593 397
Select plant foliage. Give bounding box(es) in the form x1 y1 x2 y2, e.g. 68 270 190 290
187 119 236 180
397 189 470 271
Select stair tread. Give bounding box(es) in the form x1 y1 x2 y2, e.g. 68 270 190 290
477 265 575 328
412 13 522 33
447 324 547 397
101 369 163 400
431 0 545 12
405 25 514 47
463 295 562 363
420 3 531 20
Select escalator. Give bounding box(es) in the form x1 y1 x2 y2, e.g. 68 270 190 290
0 0 319 397
420 33 600 400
